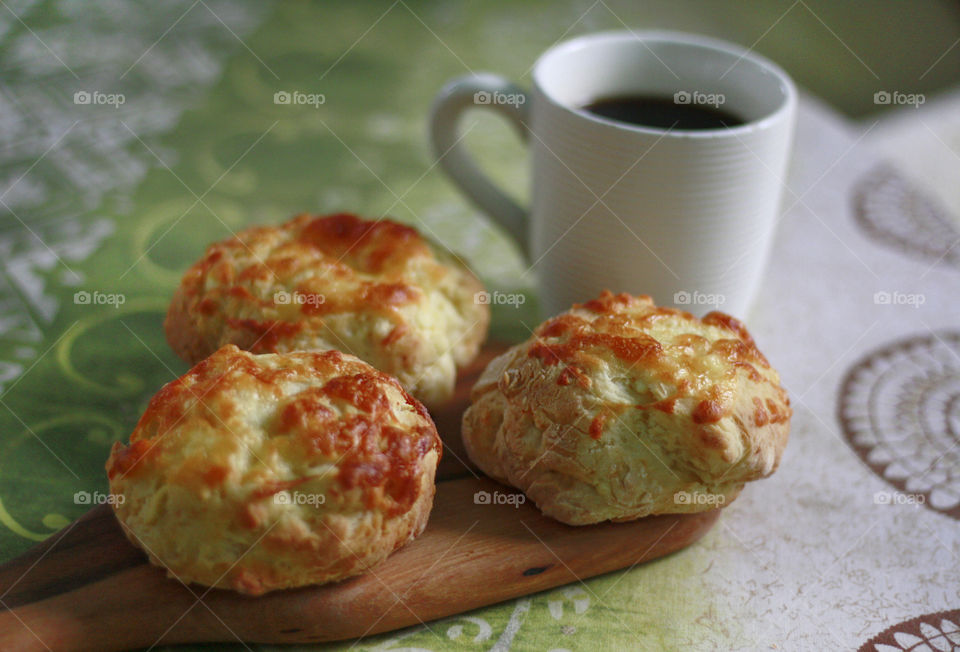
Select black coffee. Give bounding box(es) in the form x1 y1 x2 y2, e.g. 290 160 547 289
582 94 744 130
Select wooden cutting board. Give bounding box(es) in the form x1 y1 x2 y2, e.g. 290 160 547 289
0 345 721 651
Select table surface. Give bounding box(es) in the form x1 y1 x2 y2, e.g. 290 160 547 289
0 2 958 651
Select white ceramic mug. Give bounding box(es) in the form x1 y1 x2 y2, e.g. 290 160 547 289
430 30 796 318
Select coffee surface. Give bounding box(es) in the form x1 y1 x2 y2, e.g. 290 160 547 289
582 94 744 130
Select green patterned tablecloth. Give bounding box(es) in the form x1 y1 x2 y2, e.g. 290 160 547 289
3 2 959 651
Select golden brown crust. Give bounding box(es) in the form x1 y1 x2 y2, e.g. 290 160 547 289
461 291 791 525
107 345 441 595
164 213 490 407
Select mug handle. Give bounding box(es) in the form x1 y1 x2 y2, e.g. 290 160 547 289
429 73 530 256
